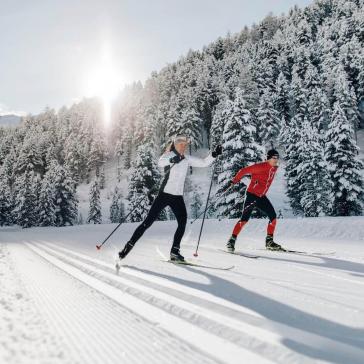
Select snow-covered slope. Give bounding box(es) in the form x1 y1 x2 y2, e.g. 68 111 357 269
1 216 363 364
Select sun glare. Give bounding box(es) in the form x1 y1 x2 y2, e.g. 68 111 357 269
84 44 123 127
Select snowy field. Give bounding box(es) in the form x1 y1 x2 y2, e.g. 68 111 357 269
1 216 364 364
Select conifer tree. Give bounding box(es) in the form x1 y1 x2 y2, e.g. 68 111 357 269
37 169 57 226
127 144 161 222
325 102 364 216
52 163 78 226
110 186 124 223
13 171 38 228
298 119 332 217
190 186 203 219
216 88 263 218
0 168 12 226
87 179 102 224
256 89 280 147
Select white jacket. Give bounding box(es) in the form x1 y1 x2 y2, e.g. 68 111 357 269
158 152 215 196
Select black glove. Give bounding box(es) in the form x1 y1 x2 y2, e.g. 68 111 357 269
169 154 185 164
212 145 222 158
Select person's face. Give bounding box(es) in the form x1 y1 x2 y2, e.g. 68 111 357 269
268 156 279 167
175 141 188 155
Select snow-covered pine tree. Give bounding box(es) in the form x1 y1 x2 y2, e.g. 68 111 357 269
282 116 304 215
166 97 182 142
333 65 360 141
110 186 124 223
274 72 291 125
99 165 105 189
357 57 364 106
15 133 43 175
52 162 78 226
87 179 102 224
307 87 331 132
210 100 228 182
298 119 332 217
210 99 227 148
127 144 161 222
13 171 38 228
37 168 57 226
256 89 280 147
88 133 107 179
0 168 12 226
122 126 133 170
64 135 84 184
215 88 263 218
325 102 364 216
282 70 309 215
190 186 203 219
180 107 202 153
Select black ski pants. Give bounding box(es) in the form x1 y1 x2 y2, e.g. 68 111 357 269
129 192 187 251
232 191 277 237
240 192 277 222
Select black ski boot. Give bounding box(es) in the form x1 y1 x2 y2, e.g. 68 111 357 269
226 235 236 253
170 247 185 262
265 235 283 251
118 241 135 260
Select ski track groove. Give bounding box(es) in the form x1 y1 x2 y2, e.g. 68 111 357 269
47 241 264 319
31 240 364 364
29 242 286 364
25 242 274 364
222 245 364 286
48 241 364 319
13 243 221 364
0 243 71 364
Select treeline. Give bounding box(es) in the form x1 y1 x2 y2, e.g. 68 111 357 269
112 0 364 218
0 0 364 228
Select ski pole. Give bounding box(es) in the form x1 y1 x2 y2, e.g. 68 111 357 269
193 162 218 257
96 194 146 250
96 161 177 250
190 184 233 225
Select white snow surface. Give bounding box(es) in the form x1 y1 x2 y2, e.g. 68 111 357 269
1 216 364 364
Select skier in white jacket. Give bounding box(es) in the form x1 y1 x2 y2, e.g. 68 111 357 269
118 135 222 262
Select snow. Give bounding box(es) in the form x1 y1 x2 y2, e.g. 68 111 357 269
1 216 364 363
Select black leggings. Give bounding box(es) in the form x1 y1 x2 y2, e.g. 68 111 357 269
129 192 187 251
240 192 276 222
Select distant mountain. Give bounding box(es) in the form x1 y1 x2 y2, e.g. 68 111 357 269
0 114 22 126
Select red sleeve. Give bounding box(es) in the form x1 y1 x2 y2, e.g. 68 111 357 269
232 163 265 184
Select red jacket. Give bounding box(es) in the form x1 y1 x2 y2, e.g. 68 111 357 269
232 161 278 197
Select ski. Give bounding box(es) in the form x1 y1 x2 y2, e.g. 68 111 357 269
257 248 336 256
164 260 235 271
217 249 260 259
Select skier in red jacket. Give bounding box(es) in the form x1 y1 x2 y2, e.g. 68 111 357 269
226 149 283 252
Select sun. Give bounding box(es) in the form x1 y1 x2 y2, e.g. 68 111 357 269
84 45 123 127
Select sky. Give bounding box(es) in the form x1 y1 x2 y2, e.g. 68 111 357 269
0 0 312 115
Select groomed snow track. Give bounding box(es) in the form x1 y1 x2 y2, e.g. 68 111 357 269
4 240 364 364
